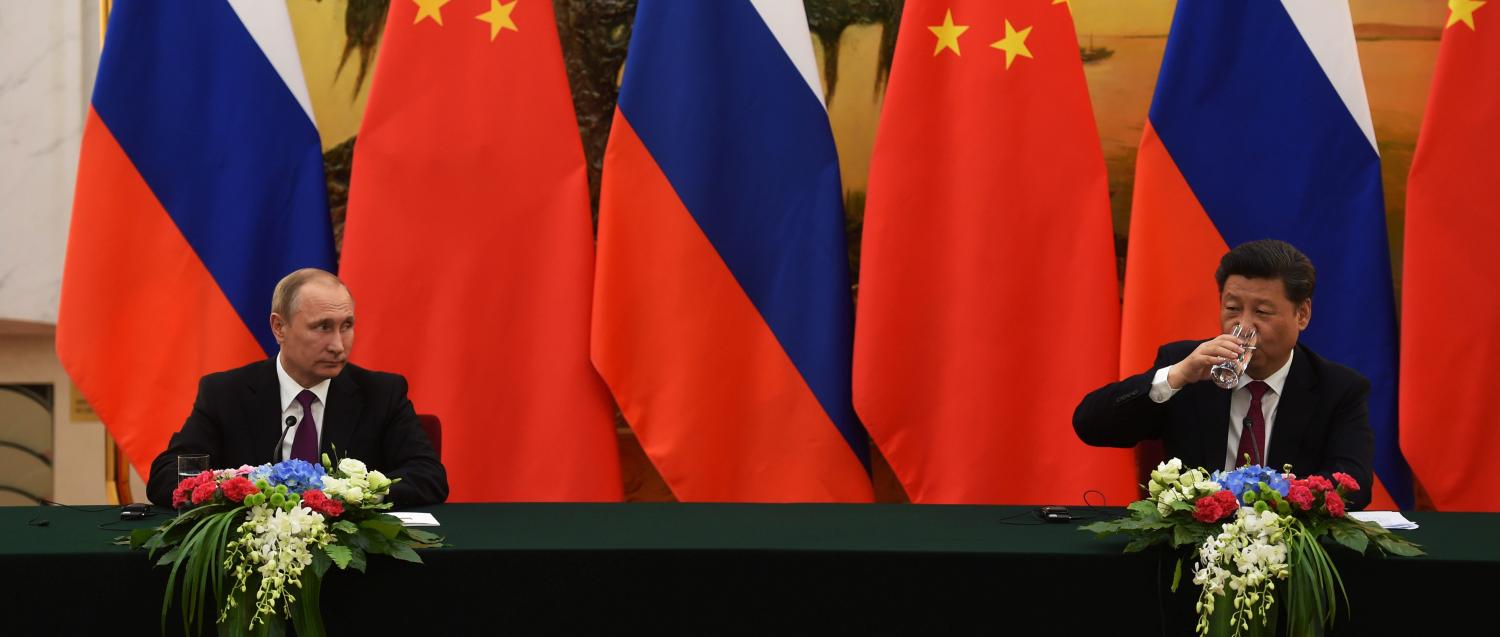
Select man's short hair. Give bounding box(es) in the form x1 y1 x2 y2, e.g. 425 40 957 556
271 268 347 319
1214 239 1316 305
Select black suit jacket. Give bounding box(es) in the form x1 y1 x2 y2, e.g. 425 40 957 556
1073 341 1373 510
147 359 448 508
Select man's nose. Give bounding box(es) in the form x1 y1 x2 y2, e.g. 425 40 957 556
327 335 345 353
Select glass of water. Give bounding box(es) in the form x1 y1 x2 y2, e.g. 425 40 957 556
176 453 210 481
1210 325 1258 389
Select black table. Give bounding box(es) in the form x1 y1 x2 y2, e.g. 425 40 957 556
2 503 1494 635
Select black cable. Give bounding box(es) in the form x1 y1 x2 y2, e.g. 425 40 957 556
1070 489 1129 522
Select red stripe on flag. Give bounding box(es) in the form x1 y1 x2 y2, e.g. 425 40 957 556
1400 17 1500 511
1120 123 1229 376
58 109 264 479
340 0 620 502
592 114 873 503
852 0 1133 504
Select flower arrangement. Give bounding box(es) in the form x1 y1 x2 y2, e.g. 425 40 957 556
1081 459 1423 637
129 455 444 636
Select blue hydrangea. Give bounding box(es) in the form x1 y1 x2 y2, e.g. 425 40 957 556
267 459 325 493
248 464 274 484
1211 465 1290 503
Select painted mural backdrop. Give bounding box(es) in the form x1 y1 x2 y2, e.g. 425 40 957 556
290 0 1442 299
284 0 1447 501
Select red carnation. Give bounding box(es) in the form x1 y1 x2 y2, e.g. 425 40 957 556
220 476 259 503
172 471 216 509
300 489 344 518
190 481 218 505
1193 497 1223 523
1193 490 1240 523
1213 490 1240 515
1287 482 1314 511
1325 491 1346 517
1306 475 1333 493
172 484 192 509
1332 472 1361 492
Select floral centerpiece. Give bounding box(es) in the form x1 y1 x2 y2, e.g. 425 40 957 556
1081 459 1423 636
128 454 444 636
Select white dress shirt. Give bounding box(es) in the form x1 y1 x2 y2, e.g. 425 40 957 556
276 353 330 462
1148 349 1295 472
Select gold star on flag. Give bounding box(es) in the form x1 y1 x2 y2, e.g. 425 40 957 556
929 10 969 56
477 0 520 40
990 20 1034 70
1447 0 1486 30
413 0 450 26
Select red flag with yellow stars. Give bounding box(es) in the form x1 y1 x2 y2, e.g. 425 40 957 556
1400 0 1500 511
339 0 620 501
852 0 1134 504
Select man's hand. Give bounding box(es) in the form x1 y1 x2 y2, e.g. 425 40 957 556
1166 334 1246 389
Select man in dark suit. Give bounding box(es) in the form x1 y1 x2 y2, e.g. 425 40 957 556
147 268 447 508
1073 240 1373 510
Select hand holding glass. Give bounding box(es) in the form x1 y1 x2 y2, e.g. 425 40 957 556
1209 325 1257 389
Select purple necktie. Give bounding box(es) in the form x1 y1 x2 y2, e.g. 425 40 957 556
291 389 319 463
1236 381 1270 466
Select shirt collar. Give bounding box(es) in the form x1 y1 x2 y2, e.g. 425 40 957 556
276 352 331 411
1238 347 1293 396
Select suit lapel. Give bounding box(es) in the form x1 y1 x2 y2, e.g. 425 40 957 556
248 359 284 464
1267 346 1314 471
1197 384 1232 470
321 367 363 458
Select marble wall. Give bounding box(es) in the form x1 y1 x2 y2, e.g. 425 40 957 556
0 1 106 504
0 0 99 325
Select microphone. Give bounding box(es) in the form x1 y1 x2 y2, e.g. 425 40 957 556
1243 416 1265 466
273 416 296 463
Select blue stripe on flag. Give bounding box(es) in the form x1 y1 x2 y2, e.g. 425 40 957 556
1149 0 1411 506
91 0 335 356
616 0 868 469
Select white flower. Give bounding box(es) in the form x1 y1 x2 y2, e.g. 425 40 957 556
338 458 368 476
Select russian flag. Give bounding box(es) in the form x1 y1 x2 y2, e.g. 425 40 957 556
1121 0 1411 508
592 1 872 501
57 1 334 480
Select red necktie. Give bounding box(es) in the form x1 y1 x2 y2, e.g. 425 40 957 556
1236 381 1270 466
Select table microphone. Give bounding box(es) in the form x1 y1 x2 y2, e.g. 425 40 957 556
1243 416 1264 466
273 416 296 463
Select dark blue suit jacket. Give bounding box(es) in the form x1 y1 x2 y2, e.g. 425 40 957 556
147 359 448 508
1073 341 1373 510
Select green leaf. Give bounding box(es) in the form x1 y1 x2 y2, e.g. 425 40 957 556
402 528 446 547
347 546 368 573
156 545 184 567
288 568 326 637
324 544 353 570
360 515 403 540
1126 500 1160 518
1372 534 1426 557
332 520 359 535
387 541 422 564
1328 522 1369 554
1123 533 1167 553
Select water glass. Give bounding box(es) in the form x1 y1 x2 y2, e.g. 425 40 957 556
1209 325 1258 389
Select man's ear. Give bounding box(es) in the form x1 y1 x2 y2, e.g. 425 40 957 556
269 313 287 344
1296 299 1312 331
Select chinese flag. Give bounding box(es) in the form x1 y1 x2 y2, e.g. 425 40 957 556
339 0 620 501
852 0 1134 504
1400 1 1500 511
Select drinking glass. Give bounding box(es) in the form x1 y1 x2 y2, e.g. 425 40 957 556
177 454 210 481
1209 325 1258 389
